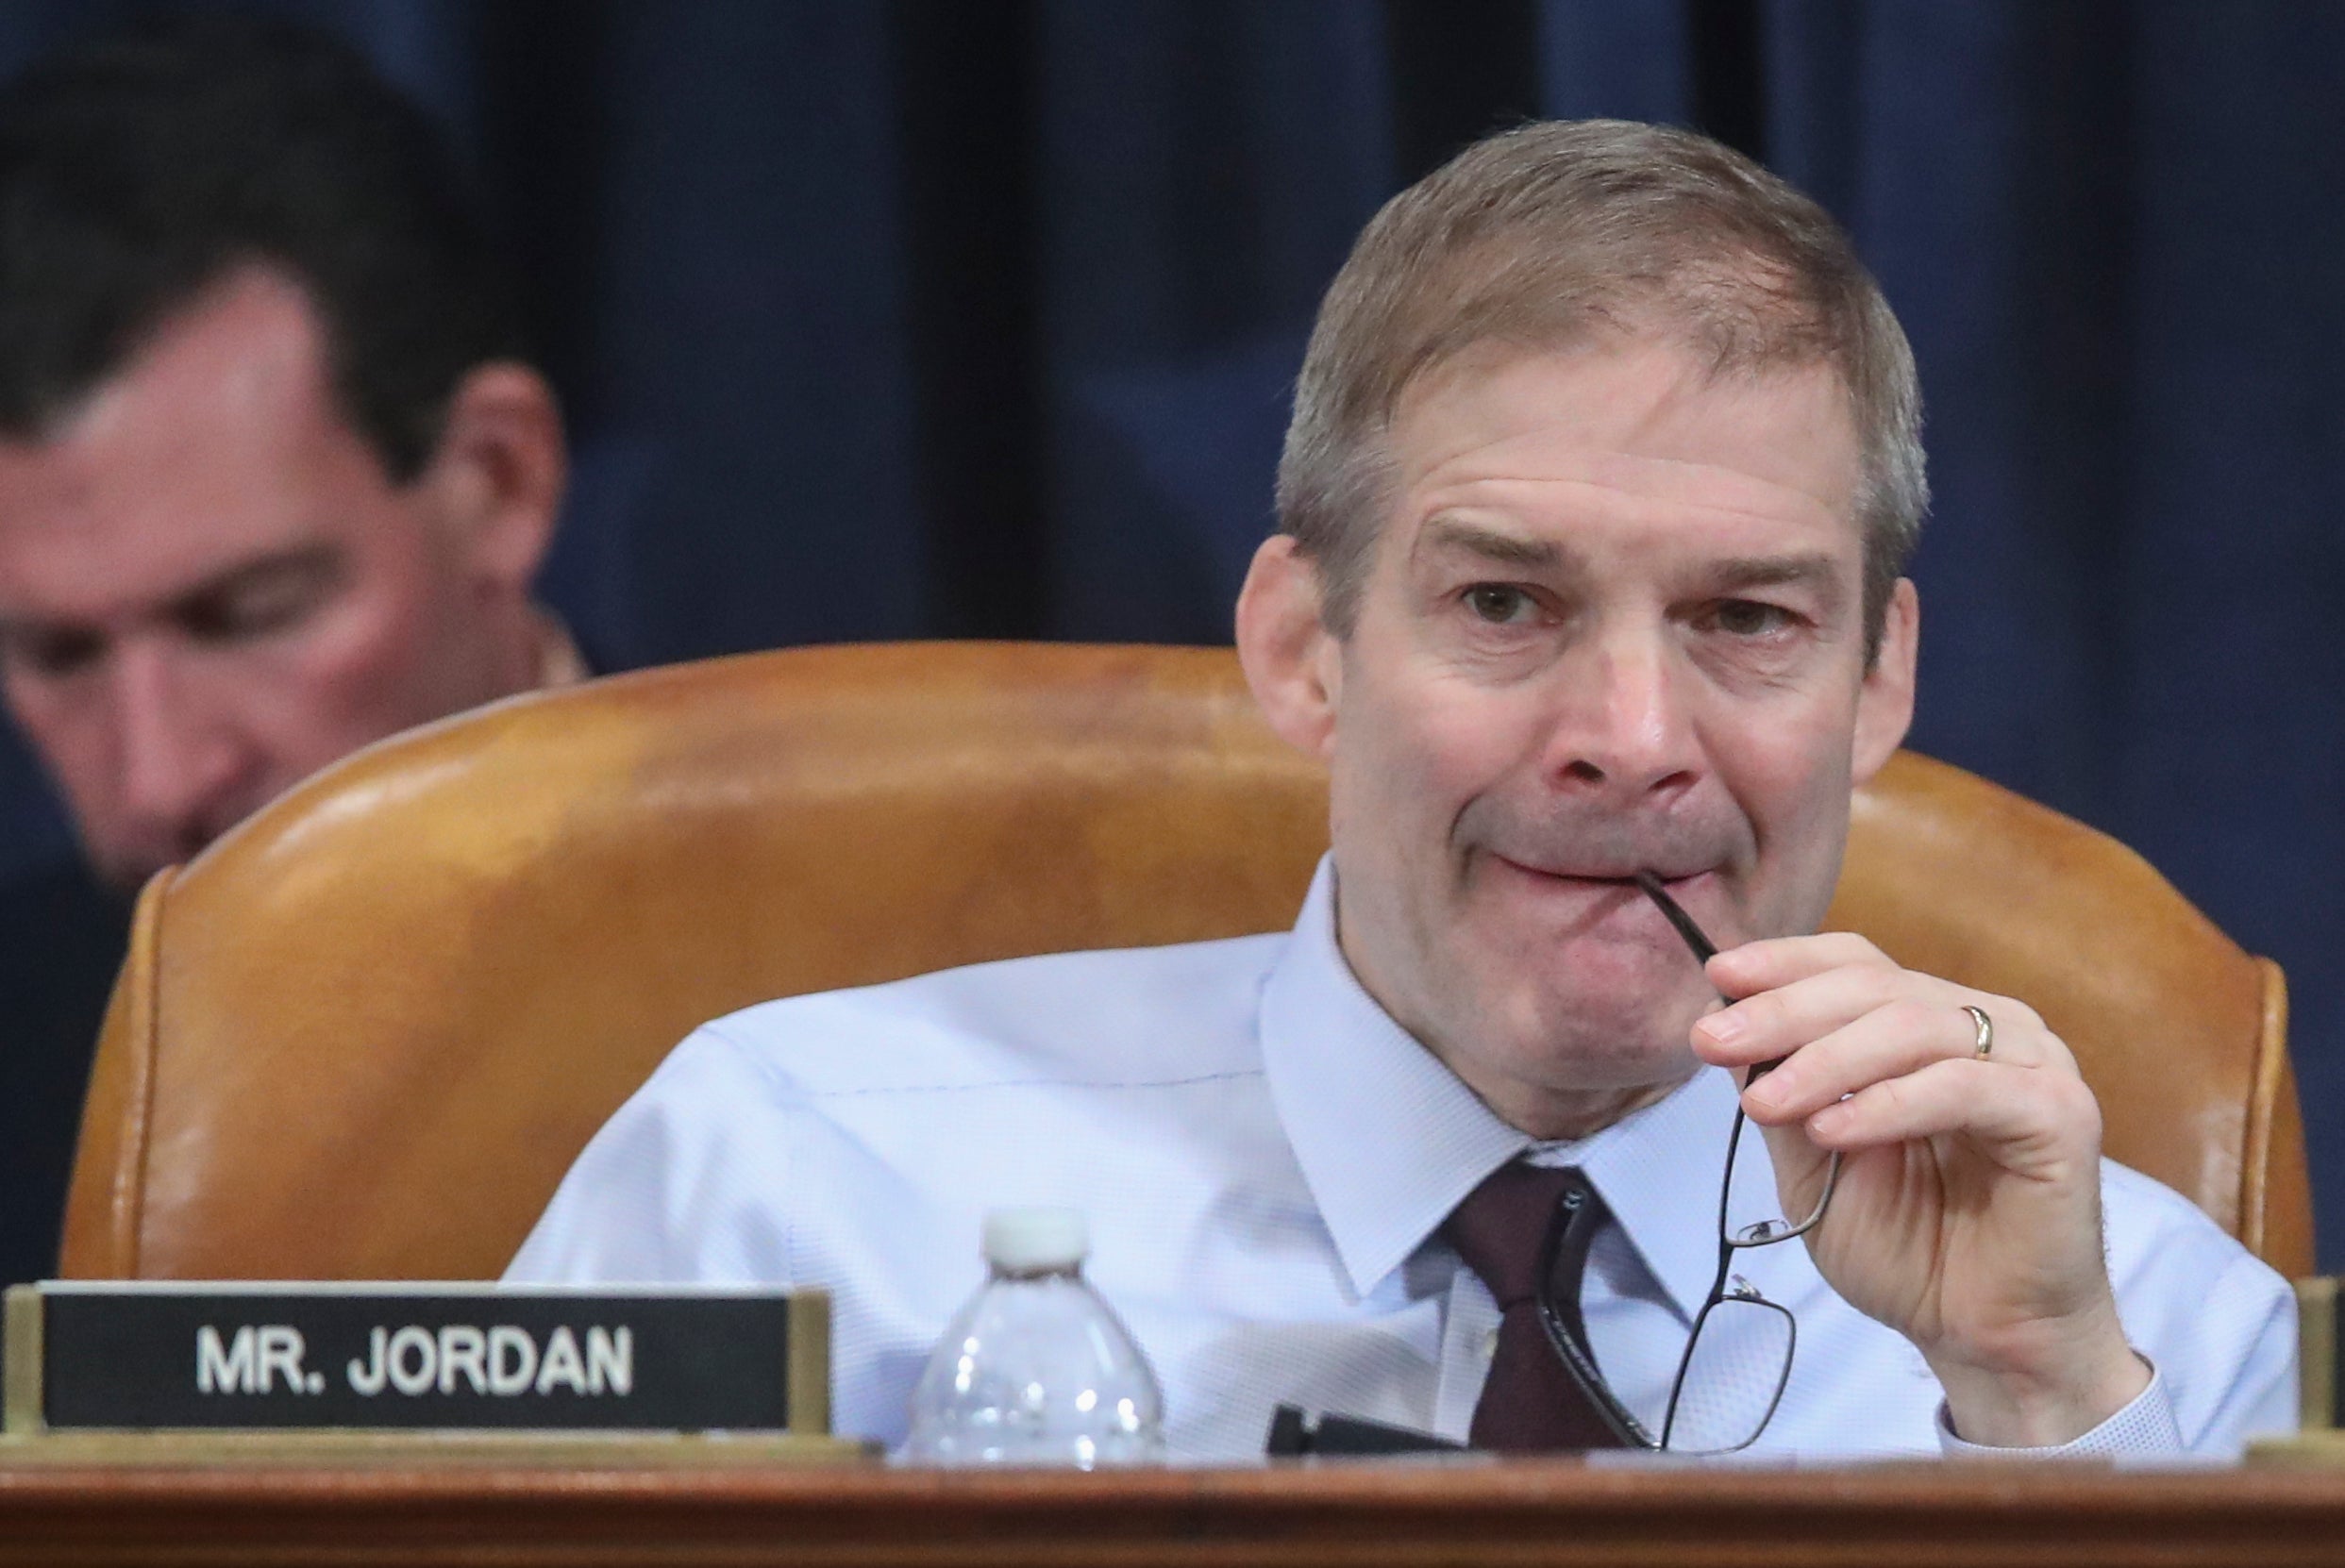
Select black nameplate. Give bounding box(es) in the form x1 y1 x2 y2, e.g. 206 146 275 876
4 1283 828 1433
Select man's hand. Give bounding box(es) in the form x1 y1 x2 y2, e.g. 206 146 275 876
1689 932 2150 1448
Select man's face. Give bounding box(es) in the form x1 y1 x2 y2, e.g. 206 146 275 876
1248 340 1916 1134
0 268 547 890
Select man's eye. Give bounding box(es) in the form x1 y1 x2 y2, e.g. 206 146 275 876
4 626 107 679
179 575 327 644
1707 600 1795 638
1464 585 1539 626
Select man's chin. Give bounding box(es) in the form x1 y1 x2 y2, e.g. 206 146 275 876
1463 1020 1704 1139
1479 921 1714 1016
1528 1021 1703 1093
1470 960 1717 1093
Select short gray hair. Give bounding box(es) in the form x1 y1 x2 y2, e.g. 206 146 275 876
1276 119 1925 661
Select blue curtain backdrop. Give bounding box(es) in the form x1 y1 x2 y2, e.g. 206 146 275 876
1 2 2340 1259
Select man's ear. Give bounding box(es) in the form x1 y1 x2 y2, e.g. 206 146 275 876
420 362 566 596
1851 577 1918 786
1234 534 1342 760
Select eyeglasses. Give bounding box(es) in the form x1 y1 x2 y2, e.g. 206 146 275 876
1530 875 1840 1454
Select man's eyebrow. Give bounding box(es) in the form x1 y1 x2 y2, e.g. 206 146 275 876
1414 517 1568 572
1706 553 1847 598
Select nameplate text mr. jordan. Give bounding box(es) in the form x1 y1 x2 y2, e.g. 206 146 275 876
3 1283 829 1433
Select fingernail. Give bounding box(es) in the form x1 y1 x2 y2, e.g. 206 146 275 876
1810 1103 1851 1136
1696 1009 1744 1046
1743 1076 1783 1111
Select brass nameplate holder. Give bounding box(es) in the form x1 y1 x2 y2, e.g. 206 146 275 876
2244 1276 2340 1467
1 1281 864 1464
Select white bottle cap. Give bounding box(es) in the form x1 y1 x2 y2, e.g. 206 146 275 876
982 1207 1089 1273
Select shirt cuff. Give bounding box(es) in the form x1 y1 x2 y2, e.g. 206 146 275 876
1936 1360 2184 1459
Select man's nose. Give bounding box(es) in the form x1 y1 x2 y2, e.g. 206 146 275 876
1539 622 1702 798
108 643 252 851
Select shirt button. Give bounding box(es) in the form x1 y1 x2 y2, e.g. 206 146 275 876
1482 1327 1501 1362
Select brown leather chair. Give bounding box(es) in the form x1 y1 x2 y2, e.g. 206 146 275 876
60 642 2313 1282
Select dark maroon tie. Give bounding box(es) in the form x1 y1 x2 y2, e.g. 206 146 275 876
1441 1162 1628 1452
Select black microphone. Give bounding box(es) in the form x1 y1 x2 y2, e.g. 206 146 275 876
1265 1403 1470 1457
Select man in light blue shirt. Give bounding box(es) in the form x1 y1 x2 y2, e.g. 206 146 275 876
511 120 2294 1460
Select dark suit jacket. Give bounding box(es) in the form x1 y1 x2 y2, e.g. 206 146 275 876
0 857 128 1286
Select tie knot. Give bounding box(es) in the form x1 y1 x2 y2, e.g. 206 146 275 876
1441 1162 1591 1309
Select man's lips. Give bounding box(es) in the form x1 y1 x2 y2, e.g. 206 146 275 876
1483 857 1729 940
1490 855 1715 889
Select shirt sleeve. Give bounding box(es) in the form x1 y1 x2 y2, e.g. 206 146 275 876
505 1024 790 1286
1930 1210 2299 1461
1935 1362 2185 1459
2104 1171 2300 1457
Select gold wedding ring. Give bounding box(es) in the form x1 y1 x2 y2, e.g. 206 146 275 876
1963 1004 1994 1059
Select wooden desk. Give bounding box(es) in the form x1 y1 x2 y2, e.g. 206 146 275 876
6 1456 2345 1567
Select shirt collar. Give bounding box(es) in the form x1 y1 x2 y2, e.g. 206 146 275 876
532 607 592 689
1259 854 1742 1321
1521 1066 1743 1323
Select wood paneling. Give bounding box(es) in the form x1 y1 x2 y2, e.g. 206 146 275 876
5 1457 2345 1566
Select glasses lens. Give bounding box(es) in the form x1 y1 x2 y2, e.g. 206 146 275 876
1663 1290 1794 1453
1722 1111 1838 1247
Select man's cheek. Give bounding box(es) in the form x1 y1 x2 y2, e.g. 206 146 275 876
11 699 109 818
1401 706 1516 803
294 587 448 730
1739 772 1854 935
234 642 414 794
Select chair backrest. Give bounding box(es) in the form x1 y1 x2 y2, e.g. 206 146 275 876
61 642 2311 1281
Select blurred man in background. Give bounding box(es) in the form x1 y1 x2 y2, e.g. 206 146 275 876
0 14 577 1285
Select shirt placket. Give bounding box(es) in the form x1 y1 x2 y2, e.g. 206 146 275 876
1431 1257 1503 1443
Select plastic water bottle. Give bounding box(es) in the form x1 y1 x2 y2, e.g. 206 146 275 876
899 1208 1166 1467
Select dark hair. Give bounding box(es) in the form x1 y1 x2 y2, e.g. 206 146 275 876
0 12 528 482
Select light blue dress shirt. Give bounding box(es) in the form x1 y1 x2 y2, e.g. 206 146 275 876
510 859 2296 1461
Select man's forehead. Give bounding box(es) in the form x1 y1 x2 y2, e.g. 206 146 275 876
0 268 384 624
1373 340 1865 568
51 267 339 478
1396 342 1858 504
